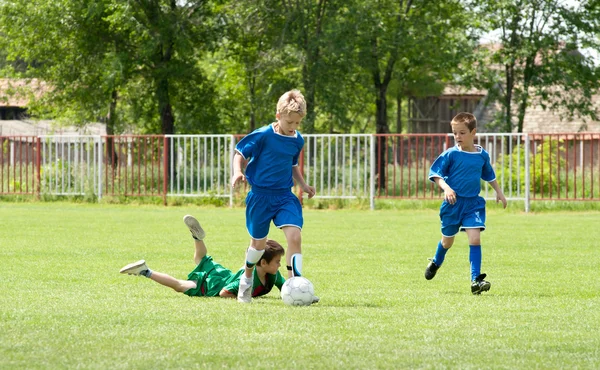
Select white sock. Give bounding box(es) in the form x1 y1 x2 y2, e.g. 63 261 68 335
239 276 252 288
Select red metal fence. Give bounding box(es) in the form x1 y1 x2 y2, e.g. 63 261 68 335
1 133 599 209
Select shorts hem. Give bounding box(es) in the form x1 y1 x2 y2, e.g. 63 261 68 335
275 224 302 230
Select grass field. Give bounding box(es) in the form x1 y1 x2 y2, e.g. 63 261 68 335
1 203 599 369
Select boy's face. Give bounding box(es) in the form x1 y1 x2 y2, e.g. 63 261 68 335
276 112 303 136
451 122 476 149
260 255 282 275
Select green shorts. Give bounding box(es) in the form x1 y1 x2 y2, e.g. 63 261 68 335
184 255 234 297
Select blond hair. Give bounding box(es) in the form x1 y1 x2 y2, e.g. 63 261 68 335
276 90 307 117
450 112 477 131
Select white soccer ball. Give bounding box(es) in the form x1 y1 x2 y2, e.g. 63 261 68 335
280 276 315 306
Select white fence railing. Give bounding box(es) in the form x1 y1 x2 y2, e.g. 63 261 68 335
3 133 600 211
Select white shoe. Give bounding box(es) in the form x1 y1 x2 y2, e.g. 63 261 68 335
183 215 205 241
312 295 320 304
237 276 253 303
119 260 149 276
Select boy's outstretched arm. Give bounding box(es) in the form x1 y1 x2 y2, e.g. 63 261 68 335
292 166 316 198
231 152 246 188
488 180 507 208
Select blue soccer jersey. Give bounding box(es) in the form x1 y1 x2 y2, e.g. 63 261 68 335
428 145 496 197
235 123 304 190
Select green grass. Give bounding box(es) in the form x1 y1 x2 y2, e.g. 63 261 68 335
1 203 599 369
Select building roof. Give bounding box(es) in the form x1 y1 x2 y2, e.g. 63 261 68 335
0 79 48 107
0 120 106 136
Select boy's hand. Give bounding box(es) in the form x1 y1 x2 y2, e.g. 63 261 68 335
444 188 457 204
496 193 507 209
231 171 246 188
302 184 316 199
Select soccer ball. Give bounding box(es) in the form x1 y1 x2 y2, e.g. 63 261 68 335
280 276 315 306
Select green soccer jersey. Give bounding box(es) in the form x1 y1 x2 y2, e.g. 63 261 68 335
184 255 285 297
223 268 286 297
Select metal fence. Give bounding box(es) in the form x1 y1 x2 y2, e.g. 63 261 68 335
1 133 599 210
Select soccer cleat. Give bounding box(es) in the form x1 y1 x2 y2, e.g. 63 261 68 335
424 258 440 280
312 295 320 304
471 273 491 295
119 260 149 276
183 215 206 241
237 276 253 303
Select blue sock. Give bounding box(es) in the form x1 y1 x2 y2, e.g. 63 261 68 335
469 245 482 281
432 241 448 266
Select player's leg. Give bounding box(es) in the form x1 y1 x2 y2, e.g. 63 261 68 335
274 193 304 278
282 226 302 278
149 271 198 293
119 260 196 293
238 237 267 303
425 235 455 280
466 228 489 294
183 215 207 265
425 201 460 280
238 191 271 303
463 197 490 294
425 199 464 280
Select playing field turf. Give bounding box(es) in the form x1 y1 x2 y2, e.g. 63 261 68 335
1 203 599 369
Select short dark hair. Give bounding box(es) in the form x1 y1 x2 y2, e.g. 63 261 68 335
259 239 285 264
451 112 477 131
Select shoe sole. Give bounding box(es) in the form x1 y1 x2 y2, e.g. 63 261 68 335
120 259 146 274
237 290 252 303
472 281 491 295
183 215 206 240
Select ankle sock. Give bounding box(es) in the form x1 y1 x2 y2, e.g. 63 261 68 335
140 269 153 278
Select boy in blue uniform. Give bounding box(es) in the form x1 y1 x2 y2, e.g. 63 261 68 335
424 112 507 295
119 215 288 299
231 89 316 303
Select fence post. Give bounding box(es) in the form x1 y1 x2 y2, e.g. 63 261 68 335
370 135 376 210
524 134 530 213
229 135 235 208
97 136 103 202
36 137 41 198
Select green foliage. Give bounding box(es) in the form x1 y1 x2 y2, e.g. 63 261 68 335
473 0 600 133
496 138 589 197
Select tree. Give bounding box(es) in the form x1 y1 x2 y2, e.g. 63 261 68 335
211 0 300 134
0 0 222 136
475 0 600 133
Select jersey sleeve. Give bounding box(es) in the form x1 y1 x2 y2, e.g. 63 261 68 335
222 278 240 295
291 133 304 167
481 149 496 182
428 150 450 182
235 128 264 160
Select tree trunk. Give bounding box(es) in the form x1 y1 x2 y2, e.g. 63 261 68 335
106 89 119 168
504 63 515 133
396 92 402 134
375 81 390 192
301 65 317 134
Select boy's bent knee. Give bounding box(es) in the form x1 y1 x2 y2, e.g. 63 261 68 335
441 237 454 249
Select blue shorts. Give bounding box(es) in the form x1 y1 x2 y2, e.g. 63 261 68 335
439 196 486 237
245 187 303 239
